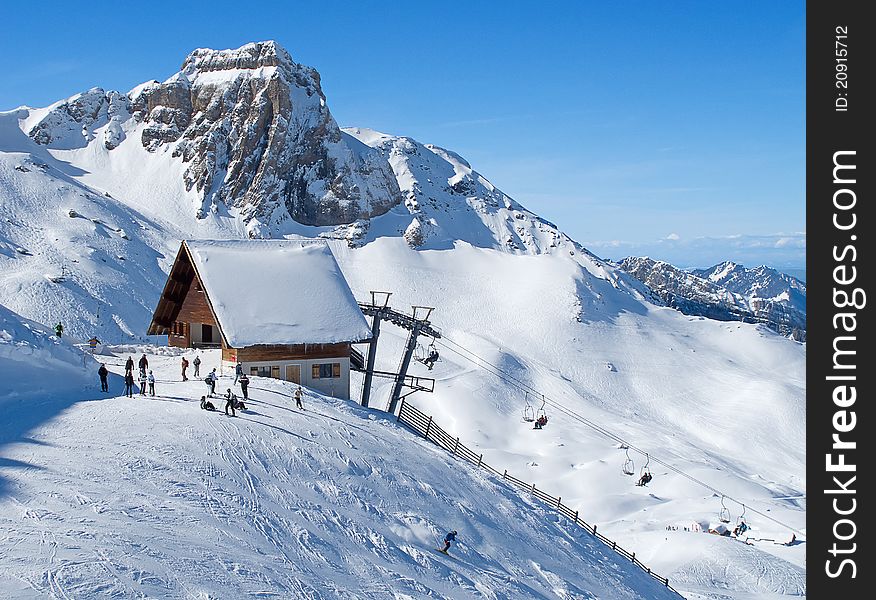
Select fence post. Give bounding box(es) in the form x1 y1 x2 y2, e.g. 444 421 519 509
503 469 507 479
593 525 597 534
574 510 578 523
531 482 536 494
453 437 460 454
631 552 635 562
424 416 432 439
397 398 404 421
665 579 669 587
557 497 562 508
612 541 617 550
477 454 483 468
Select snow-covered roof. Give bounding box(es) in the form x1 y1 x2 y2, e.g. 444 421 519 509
183 240 371 347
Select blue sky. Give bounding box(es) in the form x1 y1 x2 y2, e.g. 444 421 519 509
1 1 805 269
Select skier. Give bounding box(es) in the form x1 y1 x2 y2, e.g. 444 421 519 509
224 388 237 417
124 371 135 397
147 370 156 396
181 356 189 381
193 354 201 377
294 386 304 410
138 353 149 373
139 369 148 395
637 471 653 486
205 368 217 396
200 396 216 411
124 356 134 375
439 530 458 554
234 361 243 384
534 415 548 429
54 322 63 337
204 375 212 397
98 363 109 392
239 373 250 400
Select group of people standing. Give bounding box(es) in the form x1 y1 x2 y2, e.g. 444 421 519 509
100 353 157 398
98 353 306 417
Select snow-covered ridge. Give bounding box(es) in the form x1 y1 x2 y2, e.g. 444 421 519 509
0 303 91 400
343 127 582 256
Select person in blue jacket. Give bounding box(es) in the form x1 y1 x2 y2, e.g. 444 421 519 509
440 530 458 554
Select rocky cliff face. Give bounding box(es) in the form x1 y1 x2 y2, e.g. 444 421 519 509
342 128 584 255
618 257 806 340
27 42 402 230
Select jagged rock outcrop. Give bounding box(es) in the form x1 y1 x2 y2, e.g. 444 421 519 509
132 41 402 227
618 257 806 340
343 128 583 255
28 42 402 229
28 88 130 150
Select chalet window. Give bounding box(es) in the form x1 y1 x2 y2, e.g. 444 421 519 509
271 366 280 379
251 365 272 377
312 363 341 379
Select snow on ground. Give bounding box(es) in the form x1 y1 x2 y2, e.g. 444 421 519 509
0 347 680 599
332 238 807 599
0 304 93 402
2 91 806 598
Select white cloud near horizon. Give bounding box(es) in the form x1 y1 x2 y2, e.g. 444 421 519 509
584 232 805 269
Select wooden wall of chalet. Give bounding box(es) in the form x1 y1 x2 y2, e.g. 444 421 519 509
168 322 191 348
177 282 219 330
223 342 351 362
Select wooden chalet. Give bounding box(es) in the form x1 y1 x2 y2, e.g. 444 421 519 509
148 239 372 400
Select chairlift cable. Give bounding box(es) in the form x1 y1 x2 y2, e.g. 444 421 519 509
433 335 803 535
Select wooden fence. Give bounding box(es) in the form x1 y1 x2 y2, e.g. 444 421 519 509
397 399 679 594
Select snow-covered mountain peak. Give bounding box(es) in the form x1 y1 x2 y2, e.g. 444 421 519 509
342 127 577 256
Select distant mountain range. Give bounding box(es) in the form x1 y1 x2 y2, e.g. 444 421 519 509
617 258 806 341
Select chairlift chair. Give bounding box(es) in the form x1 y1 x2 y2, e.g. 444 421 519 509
415 338 440 370
636 453 652 485
522 392 535 422
622 447 635 476
719 496 731 523
736 504 747 525
535 395 547 421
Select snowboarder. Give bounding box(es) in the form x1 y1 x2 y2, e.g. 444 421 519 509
139 369 148 395
439 530 458 554
124 371 135 397
239 373 250 400
200 396 216 411
224 388 237 417
234 361 243 384
98 363 109 392
147 370 156 396
138 353 149 373
54 322 63 337
733 520 749 537
193 354 201 377
181 356 189 381
294 386 304 410
124 356 134 375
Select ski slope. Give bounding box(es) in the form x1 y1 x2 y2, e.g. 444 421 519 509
1 48 806 598
0 343 680 599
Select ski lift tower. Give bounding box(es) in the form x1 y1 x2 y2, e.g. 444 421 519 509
387 305 439 415
356 294 441 413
